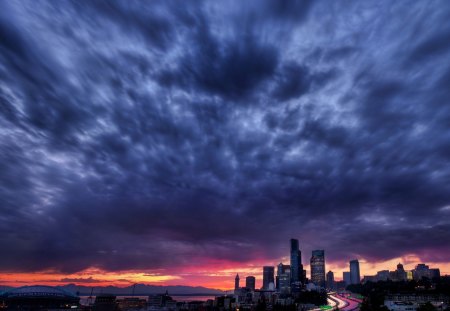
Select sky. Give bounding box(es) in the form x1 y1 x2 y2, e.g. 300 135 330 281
0 0 450 291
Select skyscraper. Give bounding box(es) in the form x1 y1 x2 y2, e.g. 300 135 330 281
290 239 300 283
350 259 360 284
343 271 351 286
276 263 291 293
326 271 335 290
278 272 291 294
235 274 240 291
277 263 290 289
310 250 325 287
246 276 255 291
263 266 275 290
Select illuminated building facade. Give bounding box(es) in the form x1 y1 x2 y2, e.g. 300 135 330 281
310 250 325 287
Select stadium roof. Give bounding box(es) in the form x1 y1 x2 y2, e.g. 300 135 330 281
0 285 78 299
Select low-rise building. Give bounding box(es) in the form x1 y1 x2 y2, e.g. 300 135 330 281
384 294 449 311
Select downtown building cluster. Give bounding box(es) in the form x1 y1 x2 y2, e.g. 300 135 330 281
230 238 329 308
361 263 441 283
235 239 361 295
234 239 322 295
230 239 447 310
230 238 349 310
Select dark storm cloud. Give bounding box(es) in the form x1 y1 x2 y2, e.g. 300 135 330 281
84 1 174 49
271 62 337 101
272 63 312 101
0 0 449 275
155 13 279 99
406 27 450 65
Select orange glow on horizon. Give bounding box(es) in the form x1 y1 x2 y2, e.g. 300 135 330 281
326 255 450 281
1 256 449 291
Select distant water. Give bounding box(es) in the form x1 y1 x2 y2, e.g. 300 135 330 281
79 295 218 306
79 296 148 306
171 295 218 302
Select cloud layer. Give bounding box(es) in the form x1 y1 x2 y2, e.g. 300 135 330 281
0 0 449 276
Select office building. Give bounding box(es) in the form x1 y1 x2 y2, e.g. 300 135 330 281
276 262 291 293
310 250 325 287
413 264 430 280
429 268 440 279
326 271 335 290
246 276 256 291
350 259 360 284
413 264 440 280
263 266 275 290
363 263 441 284
93 294 118 311
376 270 390 281
277 263 290 289
117 297 147 310
148 291 175 308
290 239 302 283
393 263 407 281
277 263 291 276
343 271 351 286
406 270 413 280
278 272 291 294
235 274 240 291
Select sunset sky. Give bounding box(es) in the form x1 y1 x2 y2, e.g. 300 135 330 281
2 256 450 291
0 1 449 291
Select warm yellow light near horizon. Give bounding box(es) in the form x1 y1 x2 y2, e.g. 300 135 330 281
307 255 449 281
0 268 181 288
0 256 448 291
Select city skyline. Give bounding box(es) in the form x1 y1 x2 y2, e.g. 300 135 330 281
1 0 450 293
1 244 447 290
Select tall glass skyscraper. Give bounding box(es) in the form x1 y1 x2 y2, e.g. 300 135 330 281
290 239 300 283
263 266 275 290
277 263 290 289
350 259 360 284
310 250 326 287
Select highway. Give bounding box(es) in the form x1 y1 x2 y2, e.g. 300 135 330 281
328 294 349 310
327 297 339 309
328 293 361 311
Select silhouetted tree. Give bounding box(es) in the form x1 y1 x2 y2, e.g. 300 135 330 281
417 302 437 311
